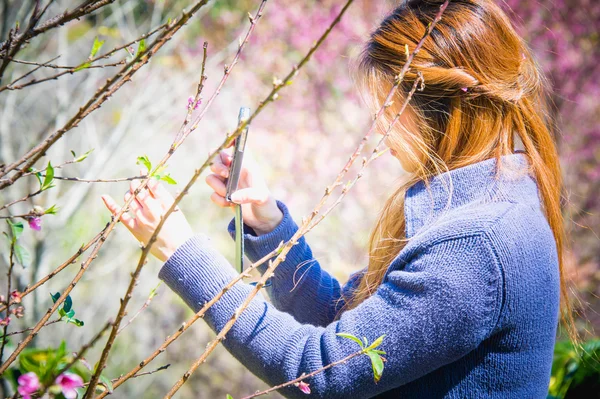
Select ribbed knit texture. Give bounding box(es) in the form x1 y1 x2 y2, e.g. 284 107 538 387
158 151 560 398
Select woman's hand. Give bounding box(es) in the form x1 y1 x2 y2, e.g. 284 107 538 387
206 147 283 236
101 178 194 262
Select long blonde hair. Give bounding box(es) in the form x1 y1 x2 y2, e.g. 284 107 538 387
334 0 577 343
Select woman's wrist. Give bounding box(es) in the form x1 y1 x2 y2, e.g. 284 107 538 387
251 198 284 236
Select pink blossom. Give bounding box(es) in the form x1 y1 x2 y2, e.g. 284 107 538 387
17 372 40 399
187 96 201 110
460 87 468 92
296 381 311 394
28 216 42 231
11 306 24 318
0 316 10 326
10 290 21 303
55 372 84 399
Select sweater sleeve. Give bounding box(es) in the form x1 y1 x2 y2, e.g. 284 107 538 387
158 231 502 399
225 199 361 326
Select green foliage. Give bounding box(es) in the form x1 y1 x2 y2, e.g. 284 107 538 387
548 339 600 398
71 148 94 163
45 204 59 215
5 219 31 268
3 340 90 393
40 161 55 191
51 292 84 327
136 39 147 57
75 37 105 71
136 155 178 185
336 333 387 383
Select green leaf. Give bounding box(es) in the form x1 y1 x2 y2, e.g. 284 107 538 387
149 282 162 299
34 171 43 186
65 309 75 319
63 295 72 313
7 219 24 241
371 349 386 355
336 333 364 349
74 37 105 71
45 204 59 215
51 292 60 303
366 350 385 383
136 39 146 57
90 37 105 58
41 161 54 191
226 395 234 399
71 150 77 158
362 336 369 347
100 374 113 393
74 148 94 162
14 244 31 267
59 308 66 318
68 318 84 327
160 174 177 185
74 62 91 72
136 155 151 173
366 334 386 351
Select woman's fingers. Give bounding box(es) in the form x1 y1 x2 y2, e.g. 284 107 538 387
220 149 232 167
210 192 233 208
147 179 176 210
229 187 270 205
101 195 136 230
129 180 169 222
205 173 227 196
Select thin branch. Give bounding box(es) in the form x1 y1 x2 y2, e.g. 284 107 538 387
0 189 42 212
2 318 62 337
241 348 368 399
1 55 60 87
117 284 161 334
0 60 126 92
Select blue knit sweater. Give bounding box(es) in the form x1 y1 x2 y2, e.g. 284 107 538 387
158 151 560 398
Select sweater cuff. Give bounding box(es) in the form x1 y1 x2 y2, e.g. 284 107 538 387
226 199 298 267
158 234 252 329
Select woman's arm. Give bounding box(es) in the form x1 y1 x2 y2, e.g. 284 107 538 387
226 199 363 326
159 231 502 399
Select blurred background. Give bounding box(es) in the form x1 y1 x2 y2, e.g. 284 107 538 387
0 0 598 397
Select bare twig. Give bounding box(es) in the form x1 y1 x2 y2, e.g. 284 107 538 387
241 348 368 399
0 60 126 92
117 283 161 334
2 318 62 337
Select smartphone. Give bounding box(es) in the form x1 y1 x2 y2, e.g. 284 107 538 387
225 107 251 203
226 107 250 274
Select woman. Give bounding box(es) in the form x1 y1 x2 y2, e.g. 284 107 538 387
102 0 575 397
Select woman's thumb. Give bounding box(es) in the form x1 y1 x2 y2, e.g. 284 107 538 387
230 187 268 205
